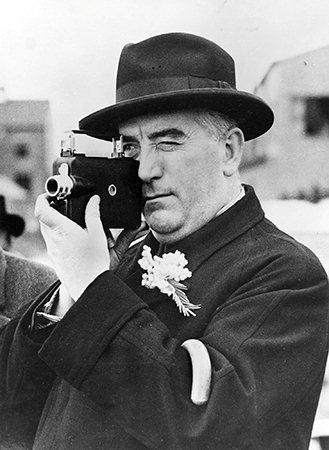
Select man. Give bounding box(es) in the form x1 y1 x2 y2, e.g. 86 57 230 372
0 195 25 251
0 33 328 449
0 246 56 327
0 194 56 327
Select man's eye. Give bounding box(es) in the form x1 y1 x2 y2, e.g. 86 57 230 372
123 143 140 158
156 141 180 152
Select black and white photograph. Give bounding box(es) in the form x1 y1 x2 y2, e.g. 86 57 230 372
1 1 329 448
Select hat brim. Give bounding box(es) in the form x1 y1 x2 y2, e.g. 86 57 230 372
0 215 25 237
79 88 274 142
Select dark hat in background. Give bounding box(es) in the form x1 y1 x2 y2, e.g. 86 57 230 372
0 195 25 237
79 32 274 141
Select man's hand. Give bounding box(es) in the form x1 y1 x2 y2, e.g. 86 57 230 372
35 194 147 312
35 194 110 301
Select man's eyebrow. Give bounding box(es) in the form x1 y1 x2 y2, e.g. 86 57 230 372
148 128 187 140
121 128 187 142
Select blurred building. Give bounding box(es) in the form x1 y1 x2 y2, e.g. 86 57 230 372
241 45 329 200
0 94 51 257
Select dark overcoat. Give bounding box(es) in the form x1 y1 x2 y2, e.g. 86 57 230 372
0 186 328 449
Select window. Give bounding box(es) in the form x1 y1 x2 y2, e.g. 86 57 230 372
14 143 29 158
304 97 329 136
14 173 32 191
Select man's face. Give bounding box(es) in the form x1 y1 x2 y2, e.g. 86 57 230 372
119 111 230 243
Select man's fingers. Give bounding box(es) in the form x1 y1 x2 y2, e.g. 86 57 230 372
39 222 50 242
84 195 104 234
35 194 69 228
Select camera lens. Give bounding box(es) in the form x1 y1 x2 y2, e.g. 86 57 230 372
46 178 60 196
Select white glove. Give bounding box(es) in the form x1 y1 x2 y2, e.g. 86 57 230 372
35 194 110 301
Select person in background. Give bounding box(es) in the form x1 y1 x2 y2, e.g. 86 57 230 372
0 195 56 326
0 33 328 449
0 246 56 327
0 195 25 252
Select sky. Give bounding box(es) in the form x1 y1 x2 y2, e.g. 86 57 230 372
2 0 329 159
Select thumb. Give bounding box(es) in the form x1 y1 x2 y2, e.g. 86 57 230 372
35 193 68 228
84 195 104 234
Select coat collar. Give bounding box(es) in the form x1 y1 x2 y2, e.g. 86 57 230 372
120 185 264 279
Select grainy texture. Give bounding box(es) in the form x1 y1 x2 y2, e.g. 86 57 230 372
0 186 328 449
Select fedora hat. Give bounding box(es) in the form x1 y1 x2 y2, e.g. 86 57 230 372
0 195 25 237
79 32 274 141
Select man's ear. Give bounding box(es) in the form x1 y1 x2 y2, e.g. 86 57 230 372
223 127 244 177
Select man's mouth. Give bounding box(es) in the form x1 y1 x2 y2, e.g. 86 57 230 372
144 193 172 202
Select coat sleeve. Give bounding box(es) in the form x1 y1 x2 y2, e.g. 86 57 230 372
37 253 329 448
3 254 57 318
0 283 59 448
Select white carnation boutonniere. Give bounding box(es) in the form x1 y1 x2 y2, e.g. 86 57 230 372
138 245 201 317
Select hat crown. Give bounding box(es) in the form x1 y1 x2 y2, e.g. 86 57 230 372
79 32 274 142
116 33 236 101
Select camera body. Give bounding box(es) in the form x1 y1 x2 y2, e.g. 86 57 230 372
45 131 143 236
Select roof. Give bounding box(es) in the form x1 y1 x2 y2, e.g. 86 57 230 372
256 44 329 91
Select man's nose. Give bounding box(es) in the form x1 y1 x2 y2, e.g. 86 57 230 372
137 148 163 182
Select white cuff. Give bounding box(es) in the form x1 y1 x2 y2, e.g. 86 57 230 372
181 339 211 406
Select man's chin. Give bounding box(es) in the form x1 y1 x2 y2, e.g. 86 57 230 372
144 210 181 235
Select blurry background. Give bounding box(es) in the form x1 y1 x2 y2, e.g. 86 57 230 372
1 0 329 263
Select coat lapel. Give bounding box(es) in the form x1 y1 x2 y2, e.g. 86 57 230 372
116 185 264 304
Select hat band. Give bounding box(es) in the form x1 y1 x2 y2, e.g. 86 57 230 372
116 76 234 102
